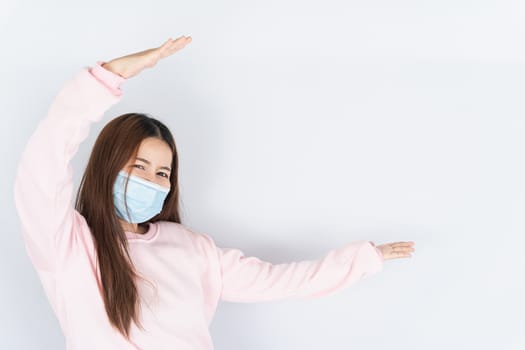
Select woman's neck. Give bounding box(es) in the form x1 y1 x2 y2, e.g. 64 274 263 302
119 219 148 234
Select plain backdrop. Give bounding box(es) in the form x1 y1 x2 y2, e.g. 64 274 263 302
1 0 524 349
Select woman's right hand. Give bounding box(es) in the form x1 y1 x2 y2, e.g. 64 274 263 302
376 241 415 260
101 36 192 79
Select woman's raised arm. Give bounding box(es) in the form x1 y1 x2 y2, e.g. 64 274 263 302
13 63 126 272
13 36 192 272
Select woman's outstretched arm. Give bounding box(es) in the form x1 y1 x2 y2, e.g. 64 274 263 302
218 240 385 302
194 229 415 303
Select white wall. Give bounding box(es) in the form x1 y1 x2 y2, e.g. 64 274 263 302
2 0 524 349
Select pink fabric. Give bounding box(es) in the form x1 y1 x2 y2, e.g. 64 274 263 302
13 62 384 349
90 61 126 96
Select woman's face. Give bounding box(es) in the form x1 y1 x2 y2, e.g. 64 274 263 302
121 137 173 189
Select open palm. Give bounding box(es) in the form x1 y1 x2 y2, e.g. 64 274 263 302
103 36 192 79
376 241 415 260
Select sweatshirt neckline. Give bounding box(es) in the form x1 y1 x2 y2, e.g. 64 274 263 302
125 222 159 241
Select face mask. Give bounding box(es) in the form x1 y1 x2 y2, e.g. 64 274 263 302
113 170 170 224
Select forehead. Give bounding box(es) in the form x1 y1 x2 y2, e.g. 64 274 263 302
135 137 172 164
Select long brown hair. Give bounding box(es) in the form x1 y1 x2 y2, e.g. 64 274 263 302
74 112 181 339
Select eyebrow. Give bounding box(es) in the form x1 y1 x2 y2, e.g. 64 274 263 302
135 157 171 172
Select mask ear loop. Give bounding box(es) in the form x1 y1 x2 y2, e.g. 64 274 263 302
122 171 133 223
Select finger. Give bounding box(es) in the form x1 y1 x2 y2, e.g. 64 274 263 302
168 36 192 48
173 35 191 42
386 247 411 255
392 246 415 253
391 241 415 247
392 251 412 259
391 241 414 246
159 36 190 50
161 37 191 56
391 248 414 255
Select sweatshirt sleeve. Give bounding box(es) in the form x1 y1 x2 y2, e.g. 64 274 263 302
13 61 126 272
197 232 385 303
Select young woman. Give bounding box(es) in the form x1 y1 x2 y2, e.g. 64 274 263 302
13 36 415 349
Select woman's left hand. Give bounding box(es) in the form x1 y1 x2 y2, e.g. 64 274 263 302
375 241 415 260
102 36 192 79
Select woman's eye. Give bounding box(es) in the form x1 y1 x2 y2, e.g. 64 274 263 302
132 165 168 178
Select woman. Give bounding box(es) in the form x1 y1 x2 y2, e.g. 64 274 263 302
13 36 415 349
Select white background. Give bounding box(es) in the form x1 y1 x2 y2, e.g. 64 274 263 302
1 0 524 349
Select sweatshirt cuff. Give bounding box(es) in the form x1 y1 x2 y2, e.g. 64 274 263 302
88 61 126 96
369 241 384 260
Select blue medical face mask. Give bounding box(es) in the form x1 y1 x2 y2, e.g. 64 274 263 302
113 170 171 224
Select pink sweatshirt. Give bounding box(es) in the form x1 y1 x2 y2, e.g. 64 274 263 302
13 61 385 350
